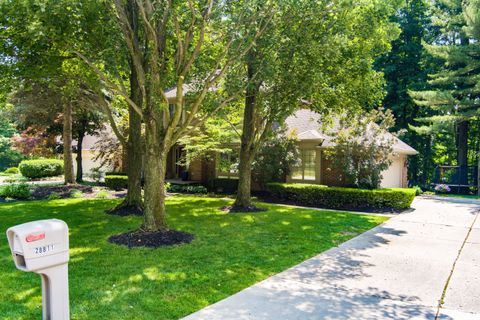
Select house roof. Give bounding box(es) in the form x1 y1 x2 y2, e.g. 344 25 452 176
285 109 418 155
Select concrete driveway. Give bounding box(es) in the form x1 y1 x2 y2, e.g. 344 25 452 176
183 196 480 320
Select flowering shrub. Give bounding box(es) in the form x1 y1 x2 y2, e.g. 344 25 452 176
434 184 451 193
325 108 396 189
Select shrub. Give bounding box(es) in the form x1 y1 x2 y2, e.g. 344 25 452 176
88 167 104 182
167 184 207 194
47 192 61 200
105 175 128 191
4 167 19 174
0 183 32 200
413 185 423 196
105 171 127 176
70 189 83 199
252 130 299 188
19 159 64 179
95 190 109 199
434 184 451 194
267 183 416 210
324 108 396 189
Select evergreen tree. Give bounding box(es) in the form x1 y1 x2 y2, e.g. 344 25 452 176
410 0 480 186
376 0 436 186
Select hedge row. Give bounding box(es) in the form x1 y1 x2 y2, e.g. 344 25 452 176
19 159 64 179
167 184 208 194
105 175 128 191
266 183 416 210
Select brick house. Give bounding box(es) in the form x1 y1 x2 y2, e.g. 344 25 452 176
78 108 417 189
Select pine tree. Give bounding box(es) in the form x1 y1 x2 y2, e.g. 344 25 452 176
410 0 480 186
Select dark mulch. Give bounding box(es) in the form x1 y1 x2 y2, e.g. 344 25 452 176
106 204 144 217
32 185 94 200
108 229 194 248
257 195 406 214
221 205 268 213
29 185 126 200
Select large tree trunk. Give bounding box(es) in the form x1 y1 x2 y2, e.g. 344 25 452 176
63 103 75 184
235 147 254 208
123 106 144 207
142 108 168 231
234 57 258 209
75 125 85 183
109 0 144 214
113 67 144 212
457 120 469 185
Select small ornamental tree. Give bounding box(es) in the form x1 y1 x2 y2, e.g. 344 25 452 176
325 109 397 189
252 130 299 189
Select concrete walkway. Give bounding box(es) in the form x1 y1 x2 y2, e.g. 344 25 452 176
183 197 480 320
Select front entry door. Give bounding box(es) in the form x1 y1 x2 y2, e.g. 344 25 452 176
174 146 186 179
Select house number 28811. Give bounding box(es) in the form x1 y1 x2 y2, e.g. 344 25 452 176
34 244 54 255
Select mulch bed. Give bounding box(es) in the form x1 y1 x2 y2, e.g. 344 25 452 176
108 229 194 248
32 185 94 199
106 205 144 217
221 205 268 213
30 185 126 200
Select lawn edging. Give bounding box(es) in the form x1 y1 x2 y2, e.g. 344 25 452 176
266 183 416 211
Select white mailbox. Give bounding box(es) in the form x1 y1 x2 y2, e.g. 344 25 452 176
7 219 70 320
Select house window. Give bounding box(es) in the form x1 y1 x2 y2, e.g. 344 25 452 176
292 149 316 181
217 152 239 179
168 103 186 123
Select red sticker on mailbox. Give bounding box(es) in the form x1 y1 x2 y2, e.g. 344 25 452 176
26 233 45 242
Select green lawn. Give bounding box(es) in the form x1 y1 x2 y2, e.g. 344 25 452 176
0 196 387 319
433 194 480 200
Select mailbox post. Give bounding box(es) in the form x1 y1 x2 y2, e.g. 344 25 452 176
7 219 70 320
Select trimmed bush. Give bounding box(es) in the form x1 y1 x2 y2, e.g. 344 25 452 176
96 190 109 199
267 183 416 210
167 184 207 194
105 175 128 191
70 189 83 199
19 159 64 179
4 167 19 174
105 172 127 176
48 192 61 200
0 183 32 200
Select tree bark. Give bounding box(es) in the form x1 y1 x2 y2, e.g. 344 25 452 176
123 105 144 207
234 56 258 209
115 67 144 211
109 0 144 214
142 106 168 231
457 120 469 185
63 103 75 184
235 147 254 207
75 124 85 183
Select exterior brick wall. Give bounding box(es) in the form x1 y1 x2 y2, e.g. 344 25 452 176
189 157 203 181
320 153 348 187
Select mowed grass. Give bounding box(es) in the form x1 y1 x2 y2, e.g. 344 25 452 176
434 193 480 200
0 196 387 319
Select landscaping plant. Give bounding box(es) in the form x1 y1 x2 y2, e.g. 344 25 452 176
105 175 128 191
3 167 18 175
324 109 396 189
0 183 32 200
267 183 416 211
18 159 64 179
